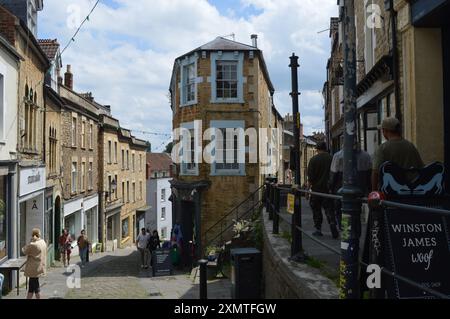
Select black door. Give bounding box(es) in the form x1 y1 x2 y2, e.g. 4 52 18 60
180 200 194 267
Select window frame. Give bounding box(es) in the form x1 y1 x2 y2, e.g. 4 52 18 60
210 52 244 104
179 121 199 176
210 120 246 176
179 55 198 107
71 161 77 194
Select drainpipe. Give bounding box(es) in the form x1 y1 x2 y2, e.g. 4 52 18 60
389 0 402 122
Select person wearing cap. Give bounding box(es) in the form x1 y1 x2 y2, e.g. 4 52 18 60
372 117 424 191
307 141 338 238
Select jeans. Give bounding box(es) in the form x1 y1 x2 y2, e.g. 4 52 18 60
309 195 336 230
80 247 88 265
138 248 149 266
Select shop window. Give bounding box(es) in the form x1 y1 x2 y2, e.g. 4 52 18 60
44 196 53 245
122 218 129 239
0 176 7 260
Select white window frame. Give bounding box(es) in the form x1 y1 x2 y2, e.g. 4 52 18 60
0 67 5 143
180 121 199 176
211 52 244 104
161 189 166 202
210 120 246 176
161 207 166 221
364 0 376 72
88 161 93 190
71 116 77 147
179 54 198 107
71 162 77 193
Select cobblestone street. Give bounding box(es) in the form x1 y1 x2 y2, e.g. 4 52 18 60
5 247 231 299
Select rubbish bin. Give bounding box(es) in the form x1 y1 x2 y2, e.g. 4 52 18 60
230 248 261 299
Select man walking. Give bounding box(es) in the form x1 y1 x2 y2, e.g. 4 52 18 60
372 117 424 190
307 141 338 238
329 141 372 229
77 230 90 268
136 228 150 269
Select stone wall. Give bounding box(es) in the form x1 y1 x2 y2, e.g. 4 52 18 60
262 212 338 299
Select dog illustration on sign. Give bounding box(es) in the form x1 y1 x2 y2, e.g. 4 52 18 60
380 162 445 196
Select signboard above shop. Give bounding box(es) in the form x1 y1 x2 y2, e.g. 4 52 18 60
19 166 46 197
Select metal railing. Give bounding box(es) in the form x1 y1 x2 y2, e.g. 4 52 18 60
265 181 450 299
203 184 265 249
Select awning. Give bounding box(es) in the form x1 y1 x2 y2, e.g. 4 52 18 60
411 0 450 27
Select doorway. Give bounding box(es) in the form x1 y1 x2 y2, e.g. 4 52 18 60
180 200 194 267
54 196 61 260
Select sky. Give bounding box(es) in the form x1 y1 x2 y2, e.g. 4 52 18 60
38 0 337 151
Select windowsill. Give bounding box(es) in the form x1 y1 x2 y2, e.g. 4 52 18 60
71 145 77 149
180 100 197 107
211 170 245 176
21 148 39 155
211 99 244 104
71 192 77 196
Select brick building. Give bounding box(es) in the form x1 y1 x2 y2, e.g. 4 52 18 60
169 36 283 263
98 114 148 251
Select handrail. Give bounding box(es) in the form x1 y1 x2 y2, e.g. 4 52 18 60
381 200 450 217
269 183 450 299
204 199 263 248
202 183 265 237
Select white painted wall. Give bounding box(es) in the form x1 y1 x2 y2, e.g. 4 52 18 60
146 177 172 241
0 47 19 161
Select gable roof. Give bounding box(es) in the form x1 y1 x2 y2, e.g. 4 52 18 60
38 39 59 60
147 153 173 173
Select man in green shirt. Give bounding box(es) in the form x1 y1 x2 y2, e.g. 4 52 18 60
372 117 424 191
307 142 338 238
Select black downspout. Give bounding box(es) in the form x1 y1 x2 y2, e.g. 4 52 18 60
442 26 450 191
390 0 402 122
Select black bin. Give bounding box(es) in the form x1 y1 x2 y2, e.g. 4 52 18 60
230 248 262 299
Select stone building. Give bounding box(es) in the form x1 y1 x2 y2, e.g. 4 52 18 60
39 38 63 264
323 17 344 154
282 114 317 186
169 36 283 263
58 65 101 255
98 114 148 251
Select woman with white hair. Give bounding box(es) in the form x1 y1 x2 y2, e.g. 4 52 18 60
22 228 47 299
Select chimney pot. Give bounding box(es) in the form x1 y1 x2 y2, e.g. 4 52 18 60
64 64 73 90
251 34 258 48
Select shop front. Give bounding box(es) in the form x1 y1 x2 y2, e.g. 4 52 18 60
105 202 122 252
18 166 46 257
83 194 99 248
63 197 83 256
0 163 18 264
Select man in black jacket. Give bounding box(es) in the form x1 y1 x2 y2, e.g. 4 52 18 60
307 142 338 238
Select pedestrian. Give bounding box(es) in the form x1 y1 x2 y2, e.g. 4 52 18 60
149 230 161 266
22 228 47 299
372 117 424 191
77 230 90 268
307 141 339 238
58 228 72 267
136 228 150 269
329 140 372 229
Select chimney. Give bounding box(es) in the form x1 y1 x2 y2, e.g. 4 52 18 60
251 34 258 48
64 65 73 90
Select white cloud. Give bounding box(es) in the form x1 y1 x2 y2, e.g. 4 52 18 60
39 0 336 150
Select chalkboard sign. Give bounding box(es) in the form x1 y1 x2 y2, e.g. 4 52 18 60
379 161 450 298
152 249 173 277
383 209 450 298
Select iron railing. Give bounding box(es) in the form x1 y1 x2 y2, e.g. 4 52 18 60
265 181 450 300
